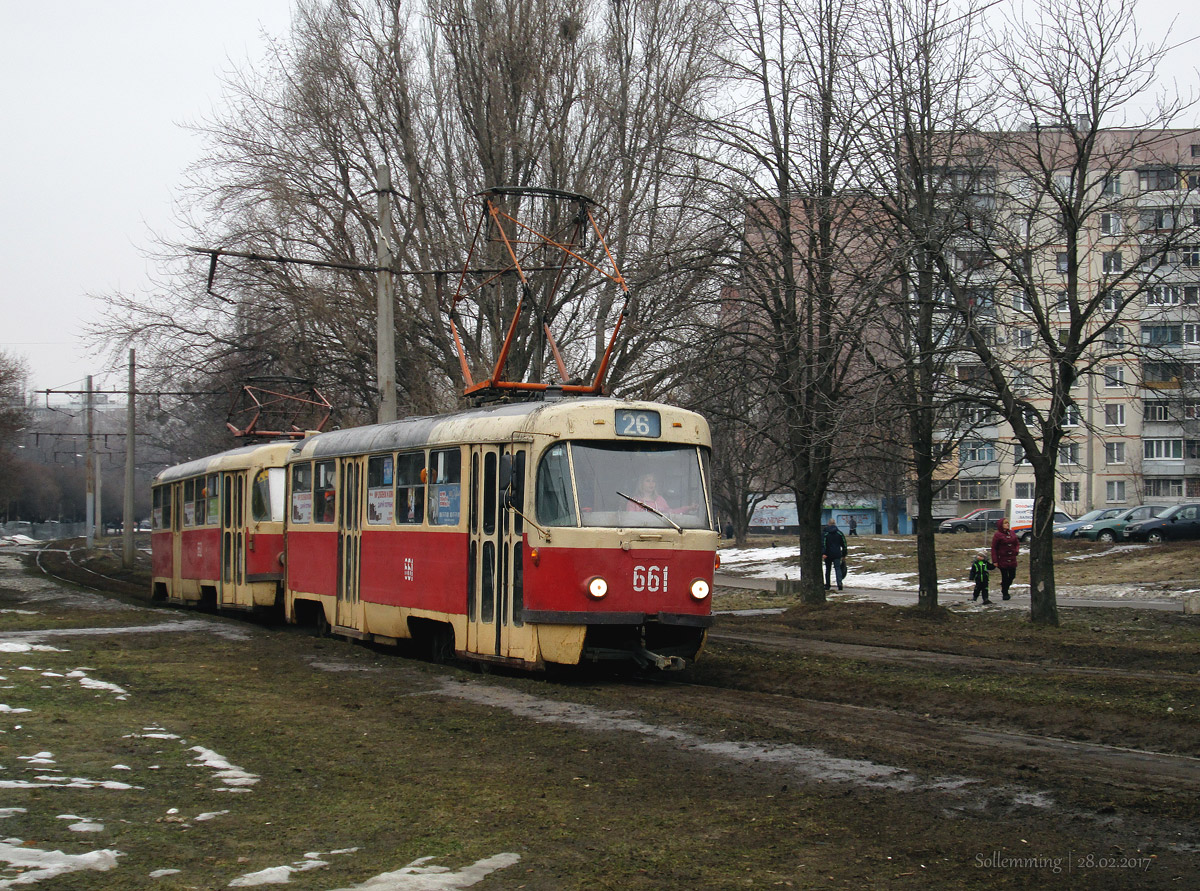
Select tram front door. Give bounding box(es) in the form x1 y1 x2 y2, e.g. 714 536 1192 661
219 471 247 607
336 457 363 631
467 444 526 660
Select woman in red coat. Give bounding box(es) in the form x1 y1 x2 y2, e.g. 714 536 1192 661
990 517 1020 601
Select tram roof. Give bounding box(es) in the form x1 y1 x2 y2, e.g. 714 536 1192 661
290 397 708 461
153 440 295 484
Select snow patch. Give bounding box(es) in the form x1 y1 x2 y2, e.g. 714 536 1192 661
0 840 120 887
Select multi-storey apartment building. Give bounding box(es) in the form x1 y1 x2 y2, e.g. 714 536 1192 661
933 129 1200 520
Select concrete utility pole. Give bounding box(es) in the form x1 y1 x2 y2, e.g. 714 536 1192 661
122 350 136 568
85 375 94 549
375 163 397 424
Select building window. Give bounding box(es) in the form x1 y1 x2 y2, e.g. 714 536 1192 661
1142 325 1181 346
1140 208 1175 231
1145 478 1184 498
1144 439 1183 460
1104 366 1125 387
1060 481 1080 502
1185 324 1200 345
1180 245 1200 268
1102 251 1123 274
1107 480 1127 502
1059 443 1080 465
1012 293 1031 312
1139 168 1178 191
1063 405 1081 427
1014 482 1034 499
1016 328 1033 348
1188 441 1200 460
1144 362 1181 385
959 479 1000 500
1147 286 1181 306
1105 441 1126 464
1056 252 1070 274
1143 401 1171 422
1104 404 1125 426
1101 290 1120 313
1185 403 1200 421
1103 326 1125 351
1014 444 1030 465
1188 286 1200 306
1100 173 1122 195
1100 212 1123 235
960 440 996 463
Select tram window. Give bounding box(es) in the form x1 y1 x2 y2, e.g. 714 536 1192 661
366 454 395 525
205 474 220 525
428 448 461 526
314 460 337 523
183 479 196 527
396 452 425 524
535 444 576 527
483 452 497 536
152 487 163 530
291 463 313 524
163 484 173 529
251 468 286 523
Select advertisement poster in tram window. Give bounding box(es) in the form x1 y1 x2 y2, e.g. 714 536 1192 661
292 491 313 523
184 502 196 526
433 484 461 525
367 487 394 524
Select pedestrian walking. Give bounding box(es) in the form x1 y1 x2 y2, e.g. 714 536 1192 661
990 517 1020 601
969 551 994 604
823 519 848 590
848 516 857 536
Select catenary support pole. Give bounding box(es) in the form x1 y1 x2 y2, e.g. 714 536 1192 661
375 164 397 423
123 349 136 568
85 375 94 548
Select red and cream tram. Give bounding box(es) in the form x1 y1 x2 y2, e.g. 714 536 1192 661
151 396 717 670
150 441 291 610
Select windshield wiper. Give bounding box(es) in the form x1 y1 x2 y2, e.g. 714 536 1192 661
616 491 683 533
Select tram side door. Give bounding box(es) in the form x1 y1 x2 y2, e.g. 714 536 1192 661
219 471 247 607
171 483 183 596
467 444 525 659
336 457 364 630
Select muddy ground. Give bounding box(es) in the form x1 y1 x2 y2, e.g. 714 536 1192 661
0 539 1195 889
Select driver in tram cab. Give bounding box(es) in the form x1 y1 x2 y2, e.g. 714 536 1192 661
633 472 670 512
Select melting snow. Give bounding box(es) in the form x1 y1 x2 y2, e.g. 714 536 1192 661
0 840 120 887
190 746 260 791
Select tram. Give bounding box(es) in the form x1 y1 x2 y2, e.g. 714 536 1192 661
150 395 717 670
150 440 291 610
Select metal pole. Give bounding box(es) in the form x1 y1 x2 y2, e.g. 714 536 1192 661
123 349 136 567
85 375 94 548
375 164 397 423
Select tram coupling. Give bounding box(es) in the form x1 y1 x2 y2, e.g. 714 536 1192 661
633 646 687 671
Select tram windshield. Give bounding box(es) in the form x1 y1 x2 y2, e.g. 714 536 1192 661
536 441 711 530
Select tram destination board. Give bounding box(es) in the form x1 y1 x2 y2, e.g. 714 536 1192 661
615 409 660 438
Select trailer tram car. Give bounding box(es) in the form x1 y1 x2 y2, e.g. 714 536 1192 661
150 441 291 610
284 396 717 670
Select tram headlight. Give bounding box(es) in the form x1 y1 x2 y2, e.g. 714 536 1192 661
587 576 608 599
690 579 710 600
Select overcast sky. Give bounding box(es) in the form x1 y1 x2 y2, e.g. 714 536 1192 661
0 1 1196 398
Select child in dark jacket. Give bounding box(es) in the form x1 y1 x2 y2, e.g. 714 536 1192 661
969 553 994 604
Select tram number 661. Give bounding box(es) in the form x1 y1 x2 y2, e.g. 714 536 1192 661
633 564 668 592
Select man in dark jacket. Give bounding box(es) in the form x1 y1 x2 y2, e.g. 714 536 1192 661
822 519 848 590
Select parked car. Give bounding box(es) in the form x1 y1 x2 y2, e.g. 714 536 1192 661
1125 503 1200 542
938 508 1006 534
1076 504 1169 542
1012 511 1073 542
1052 507 1125 539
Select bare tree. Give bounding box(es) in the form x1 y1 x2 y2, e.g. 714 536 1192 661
938 0 1196 623
704 0 892 602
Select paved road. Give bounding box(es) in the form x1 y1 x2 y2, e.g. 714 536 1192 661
714 572 1185 612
